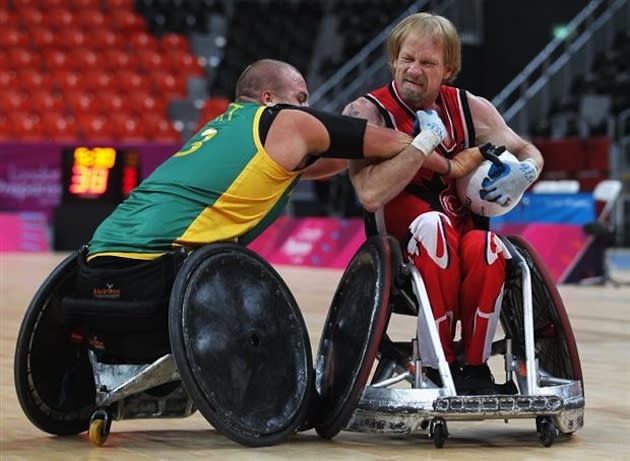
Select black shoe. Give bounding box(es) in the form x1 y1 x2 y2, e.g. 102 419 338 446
495 379 519 395
456 364 497 395
424 363 461 388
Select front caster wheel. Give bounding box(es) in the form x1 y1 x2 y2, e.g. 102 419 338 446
88 410 111 447
537 416 558 447
429 417 448 448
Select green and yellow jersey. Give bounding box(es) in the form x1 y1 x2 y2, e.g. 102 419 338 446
88 102 302 260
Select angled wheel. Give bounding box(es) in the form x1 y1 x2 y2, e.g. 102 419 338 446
14 251 96 435
313 236 397 439
169 243 313 447
500 235 583 384
88 410 111 446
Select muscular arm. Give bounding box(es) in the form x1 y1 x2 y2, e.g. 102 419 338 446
263 105 423 178
301 158 348 180
344 98 454 211
468 92 544 172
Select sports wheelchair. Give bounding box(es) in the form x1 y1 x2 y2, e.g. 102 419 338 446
14 243 314 447
311 234 585 448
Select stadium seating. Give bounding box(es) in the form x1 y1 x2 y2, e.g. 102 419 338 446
0 0 219 142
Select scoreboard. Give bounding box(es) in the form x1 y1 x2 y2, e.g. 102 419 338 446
61 146 140 202
54 146 141 250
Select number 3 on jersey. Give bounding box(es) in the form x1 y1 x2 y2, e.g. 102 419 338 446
174 127 218 157
173 103 243 158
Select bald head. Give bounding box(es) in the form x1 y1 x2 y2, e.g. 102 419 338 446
235 59 309 106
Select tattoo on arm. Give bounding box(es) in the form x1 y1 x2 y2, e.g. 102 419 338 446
342 102 364 118
345 108 363 117
343 99 384 126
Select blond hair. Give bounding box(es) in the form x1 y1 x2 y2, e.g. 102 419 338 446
386 12 461 82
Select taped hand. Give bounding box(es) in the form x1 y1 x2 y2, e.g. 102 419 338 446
410 109 447 155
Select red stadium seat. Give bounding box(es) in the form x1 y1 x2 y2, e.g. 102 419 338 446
58 28 88 49
75 9 112 30
142 113 182 142
9 112 44 141
30 26 57 51
110 113 145 141
18 7 46 28
200 96 230 120
78 114 113 141
129 31 160 51
51 69 81 92
152 73 187 99
13 0 38 9
0 69 17 89
8 47 39 70
167 51 206 77
90 29 124 50
103 49 134 71
0 27 29 49
69 48 100 72
40 111 79 141
43 49 71 72
112 10 147 33
137 50 167 73
40 0 69 8
0 90 29 112
17 69 51 91
160 33 191 53
115 70 151 93
70 0 102 9
96 90 131 113
47 9 76 29
29 89 66 113
66 90 99 116
127 91 167 116
82 70 115 93
0 10 19 28
104 0 135 11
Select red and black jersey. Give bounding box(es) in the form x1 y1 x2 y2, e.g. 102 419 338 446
365 81 475 185
363 81 488 235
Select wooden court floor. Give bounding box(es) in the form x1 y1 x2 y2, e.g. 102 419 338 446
1 252 629 460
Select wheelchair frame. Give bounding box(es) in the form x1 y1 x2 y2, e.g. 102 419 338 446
313 235 585 448
14 243 313 448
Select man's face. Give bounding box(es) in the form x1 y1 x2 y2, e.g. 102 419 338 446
270 69 309 106
392 32 452 109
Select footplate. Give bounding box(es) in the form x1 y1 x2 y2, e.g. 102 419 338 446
344 385 585 435
433 394 564 414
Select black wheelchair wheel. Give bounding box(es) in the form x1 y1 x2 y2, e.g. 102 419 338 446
500 236 583 384
13 252 96 435
169 243 313 447
313 236 396 439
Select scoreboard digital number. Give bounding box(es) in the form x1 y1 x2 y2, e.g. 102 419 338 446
62 147 140 202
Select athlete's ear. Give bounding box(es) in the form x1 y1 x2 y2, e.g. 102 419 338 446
443 67 454 83
261 90 274 105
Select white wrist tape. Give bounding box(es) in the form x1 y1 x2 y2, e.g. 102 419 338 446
521 158 540 182
411 130 441 155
